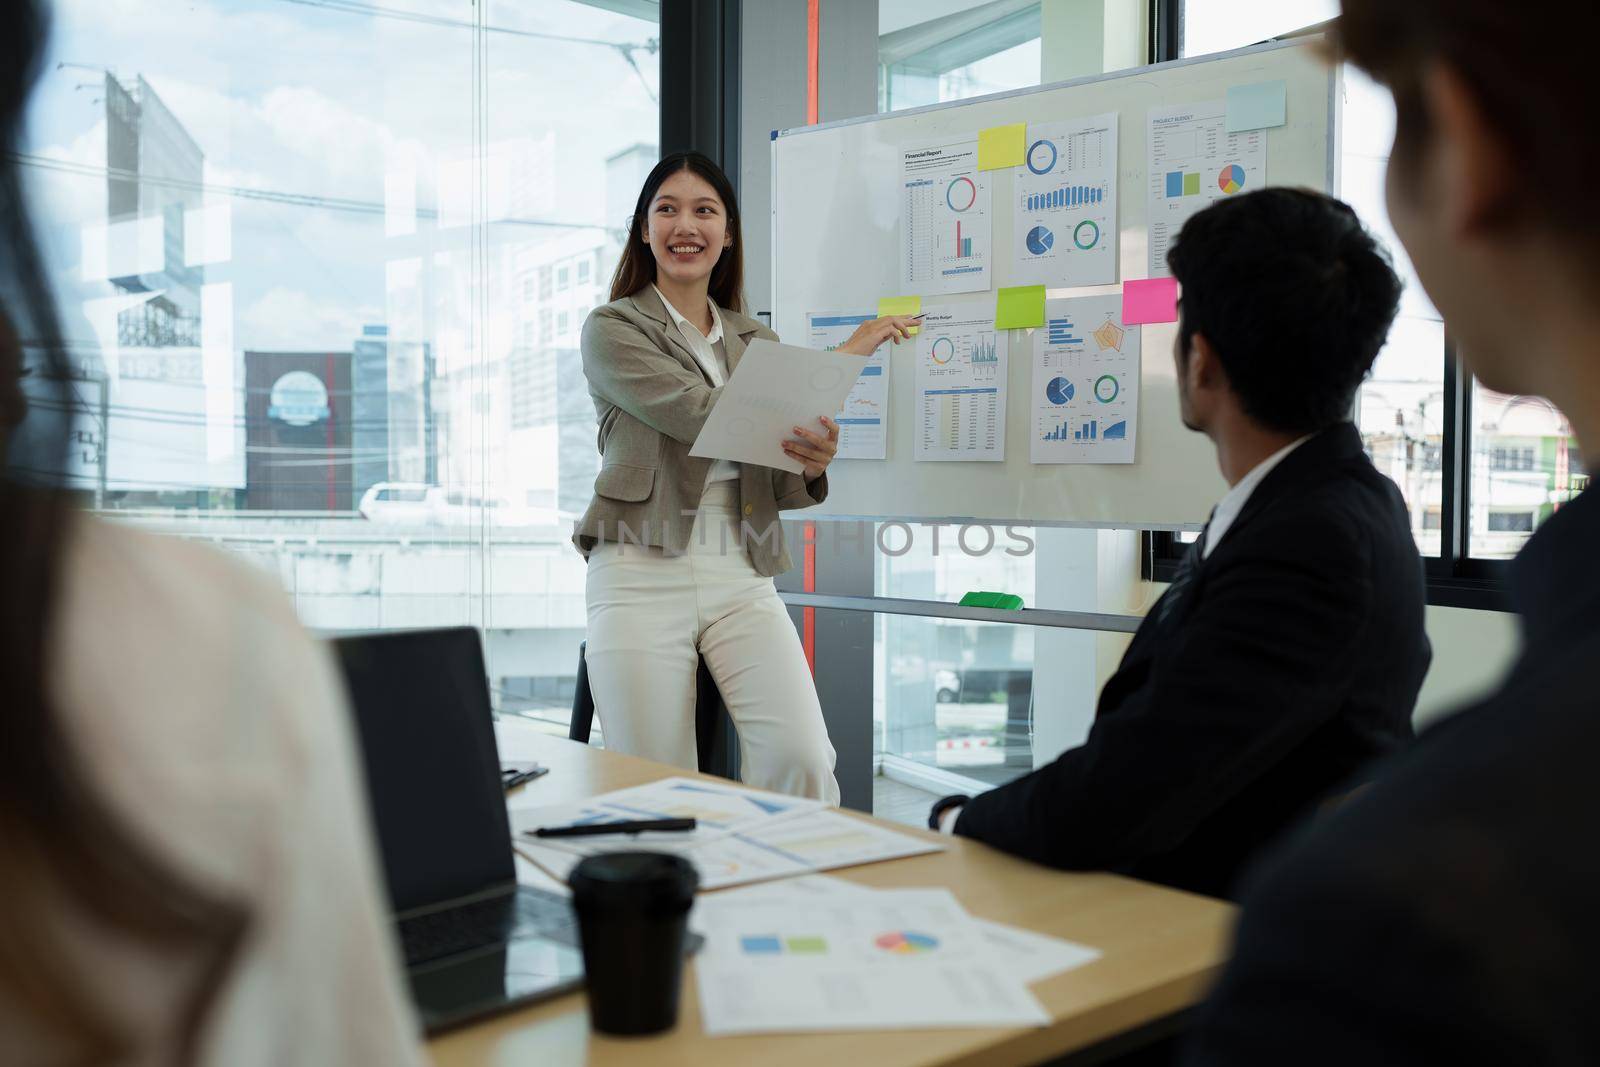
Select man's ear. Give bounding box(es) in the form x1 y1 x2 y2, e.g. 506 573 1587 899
1422 61 1514 237
1188 332 1227 392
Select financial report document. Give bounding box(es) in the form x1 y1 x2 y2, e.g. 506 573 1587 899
689 338 870 474
694 884 1051 1034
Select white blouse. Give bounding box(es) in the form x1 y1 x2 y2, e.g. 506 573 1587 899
10 516 428 1067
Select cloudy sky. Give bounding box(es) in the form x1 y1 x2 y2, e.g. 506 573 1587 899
24 0 658 355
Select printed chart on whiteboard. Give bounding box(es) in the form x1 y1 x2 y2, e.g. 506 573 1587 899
807 311 889 460
1146 99 1266 277
914 307 1007 462
900 139 992 296
1031 294 1140 464
1012 113 1119 287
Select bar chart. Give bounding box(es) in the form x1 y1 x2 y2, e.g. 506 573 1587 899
1047 316 1082 346
952 219 973 258
1024 184 1105 211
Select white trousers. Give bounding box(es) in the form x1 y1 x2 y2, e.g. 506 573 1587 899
583 485 841 804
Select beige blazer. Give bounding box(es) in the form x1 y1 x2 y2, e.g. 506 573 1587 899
573 286 828 577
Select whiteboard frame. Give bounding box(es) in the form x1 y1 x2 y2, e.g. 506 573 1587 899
770 35 1340 531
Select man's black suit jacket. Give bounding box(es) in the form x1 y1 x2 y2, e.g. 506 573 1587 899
950 422 1432 899
1183 484 1600 1066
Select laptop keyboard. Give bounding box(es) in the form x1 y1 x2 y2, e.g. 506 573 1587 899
399 887 579 967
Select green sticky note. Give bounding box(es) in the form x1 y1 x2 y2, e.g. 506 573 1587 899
785 936 828 954
1183 172 1201 196
978 123 1026 170
878 294 922 335
995 285 1046 330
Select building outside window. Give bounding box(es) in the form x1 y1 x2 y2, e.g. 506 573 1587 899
22 0 661 735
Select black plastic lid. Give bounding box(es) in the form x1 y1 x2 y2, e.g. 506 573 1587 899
568 851 699 914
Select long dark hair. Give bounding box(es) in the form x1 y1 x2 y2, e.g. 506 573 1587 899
608 151 747 312
1 2 247 1062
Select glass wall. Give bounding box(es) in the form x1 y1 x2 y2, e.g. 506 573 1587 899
23 0 659 732
1181 1 1447 557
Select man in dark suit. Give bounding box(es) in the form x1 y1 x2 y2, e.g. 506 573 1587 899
928 187 1431 901
1183 3 1600 1062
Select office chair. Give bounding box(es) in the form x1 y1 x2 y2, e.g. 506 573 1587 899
569 641 742 782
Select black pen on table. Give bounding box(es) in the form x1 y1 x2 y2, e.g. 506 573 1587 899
528 817 697 839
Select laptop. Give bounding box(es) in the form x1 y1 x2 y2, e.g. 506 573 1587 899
332 627 584 1033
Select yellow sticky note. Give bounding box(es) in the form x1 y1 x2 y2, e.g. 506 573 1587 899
995 285 1046 330
878 295 922 335
978 123 1027 170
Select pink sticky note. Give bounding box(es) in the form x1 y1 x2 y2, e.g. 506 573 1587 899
1122 277 1179 325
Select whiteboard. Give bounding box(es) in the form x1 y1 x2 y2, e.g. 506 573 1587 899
771 37 1337 528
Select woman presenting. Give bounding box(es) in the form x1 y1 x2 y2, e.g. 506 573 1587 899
575 152 916 803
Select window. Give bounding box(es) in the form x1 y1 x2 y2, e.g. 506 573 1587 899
1487 512 1535 534
25 0 659 725
556 265 570 291
557 310 570 336
1470 388 1579 558
540 308 554 344
577 257 592 283
879 2 1043 113
1179 0 1337 56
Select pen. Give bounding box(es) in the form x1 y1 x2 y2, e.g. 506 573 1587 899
529 817 697 839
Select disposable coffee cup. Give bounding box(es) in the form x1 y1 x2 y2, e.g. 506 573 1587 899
569 851 699 1036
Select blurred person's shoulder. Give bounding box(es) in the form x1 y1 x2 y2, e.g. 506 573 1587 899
48 513 351 886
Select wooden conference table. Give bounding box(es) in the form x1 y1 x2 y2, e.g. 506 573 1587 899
428 721 1236 1067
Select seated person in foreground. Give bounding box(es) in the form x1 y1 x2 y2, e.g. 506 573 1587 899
929 187 1432 900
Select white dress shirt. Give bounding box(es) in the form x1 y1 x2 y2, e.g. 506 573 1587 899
653 283 739 485
16 517 427 1067
1203 435 1312 558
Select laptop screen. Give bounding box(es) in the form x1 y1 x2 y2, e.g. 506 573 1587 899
333 627 514 914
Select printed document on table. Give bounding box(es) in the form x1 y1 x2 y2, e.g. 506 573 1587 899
914 306 1007 462
900 139 992 296
1031 294 1140 464
1146 98 1266 277
808 311 890 460
723 876 1103 986
694 887 1049 1034
1011 113 1120 287
510 776 823 857
689 338 872 474
514 806 942 892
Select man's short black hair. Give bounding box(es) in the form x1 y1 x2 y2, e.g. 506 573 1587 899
1167 187 1402 436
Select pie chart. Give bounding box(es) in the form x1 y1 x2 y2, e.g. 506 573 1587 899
1073 219 1100 250
1094 374 1120 403
875 931 940 955
1217 164 1246 194
1026 139 1057 175
930 336 956 364
1046 377 1075 405
1026 225 1054 255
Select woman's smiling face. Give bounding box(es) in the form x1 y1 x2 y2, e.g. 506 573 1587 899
644 166 731 289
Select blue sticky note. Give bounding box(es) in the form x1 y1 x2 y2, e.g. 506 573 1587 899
1225 80 1287 133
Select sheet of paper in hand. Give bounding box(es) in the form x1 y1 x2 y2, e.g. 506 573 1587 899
689 338 869 474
